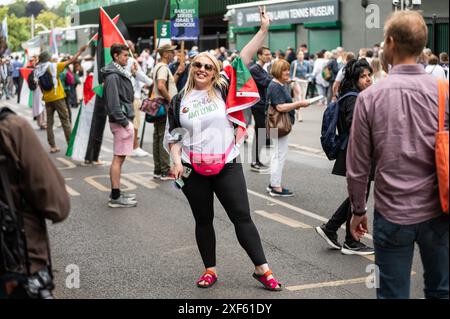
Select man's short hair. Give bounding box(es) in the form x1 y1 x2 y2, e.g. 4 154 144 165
440 52 449 63
257 46 270 56
300 44 307 49
110 43 129 61
270 59 290 80
384 11 428 58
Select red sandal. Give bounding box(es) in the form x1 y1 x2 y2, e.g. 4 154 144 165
253 270 283 291
196 270 218 288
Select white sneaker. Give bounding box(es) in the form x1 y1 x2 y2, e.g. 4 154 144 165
131 148 150 158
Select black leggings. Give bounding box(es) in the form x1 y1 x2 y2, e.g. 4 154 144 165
182 162 267 268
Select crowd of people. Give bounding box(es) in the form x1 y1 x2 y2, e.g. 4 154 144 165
0 7 448 299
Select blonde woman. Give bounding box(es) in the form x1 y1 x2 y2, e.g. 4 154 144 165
370 58 387 84
164 7 282 291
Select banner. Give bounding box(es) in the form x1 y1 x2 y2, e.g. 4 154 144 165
154 20 172 48
170 0 199 41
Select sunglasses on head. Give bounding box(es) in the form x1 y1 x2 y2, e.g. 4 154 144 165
192 61 214 71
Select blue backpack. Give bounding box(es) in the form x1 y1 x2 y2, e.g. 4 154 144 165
320 92 359 160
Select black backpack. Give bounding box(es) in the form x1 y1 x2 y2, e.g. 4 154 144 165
320 92 359 160
38 70 54 92
27 71 37 91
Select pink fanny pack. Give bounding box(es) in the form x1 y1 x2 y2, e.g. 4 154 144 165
189 143 235 176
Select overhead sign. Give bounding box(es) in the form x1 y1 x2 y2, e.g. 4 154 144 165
170 0 199 41
233 0 339 28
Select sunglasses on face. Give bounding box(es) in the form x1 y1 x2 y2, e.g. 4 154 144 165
192 61 214 72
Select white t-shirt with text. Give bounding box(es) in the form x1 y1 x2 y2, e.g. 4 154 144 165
178 89 239 165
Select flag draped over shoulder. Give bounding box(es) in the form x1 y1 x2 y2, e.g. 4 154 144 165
222 57 260 143
66 74 96 160
19 68 33 108
94 8 128 97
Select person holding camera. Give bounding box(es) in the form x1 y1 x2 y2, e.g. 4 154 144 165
0 107 70 299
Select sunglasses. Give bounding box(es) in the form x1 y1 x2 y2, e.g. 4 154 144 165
192 61 214 72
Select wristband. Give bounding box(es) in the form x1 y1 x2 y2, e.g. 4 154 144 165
352 208 367 216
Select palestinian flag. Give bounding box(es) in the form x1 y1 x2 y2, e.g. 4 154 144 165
222 57 260 144
94 7 128 97
19 68 33 108
66 74 96 160
89 14 120 45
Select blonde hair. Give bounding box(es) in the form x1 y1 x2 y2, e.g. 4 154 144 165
270 59 290 81
183 52 228 100
370 57 383 74
384 11 428 58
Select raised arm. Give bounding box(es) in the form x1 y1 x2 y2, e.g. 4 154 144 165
64 44 89 68
240 6 270 66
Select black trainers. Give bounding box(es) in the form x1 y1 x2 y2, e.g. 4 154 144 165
266 185 274 192
341 241 374 256
315 225 341 249
251 162 270 174
269 188 294 197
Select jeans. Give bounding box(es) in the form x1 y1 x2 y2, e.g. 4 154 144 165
374 211 449 299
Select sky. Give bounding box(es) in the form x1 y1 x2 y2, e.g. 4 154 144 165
0 0 63 8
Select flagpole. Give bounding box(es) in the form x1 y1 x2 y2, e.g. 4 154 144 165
140 0 170 149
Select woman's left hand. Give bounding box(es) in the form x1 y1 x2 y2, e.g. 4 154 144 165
259 6 271 32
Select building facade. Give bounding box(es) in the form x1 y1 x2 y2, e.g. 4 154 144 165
77 0 449 54
227 0 449 54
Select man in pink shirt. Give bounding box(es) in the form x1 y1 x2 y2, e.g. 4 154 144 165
347 11 449 299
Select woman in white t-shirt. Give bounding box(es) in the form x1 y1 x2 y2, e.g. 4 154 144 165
164 6 282 292
425 55 447 80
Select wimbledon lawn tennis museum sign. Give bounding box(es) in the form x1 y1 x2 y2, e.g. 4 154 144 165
233 0 339 28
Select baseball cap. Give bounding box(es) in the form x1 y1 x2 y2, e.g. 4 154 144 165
157 44 177 55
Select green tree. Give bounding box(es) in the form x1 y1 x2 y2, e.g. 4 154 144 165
7 0 27 18
6 14 31 52
35 11 67 30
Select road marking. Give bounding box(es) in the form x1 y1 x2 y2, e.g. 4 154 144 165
123 172 159 190
84 175 137 192
286 276 369 291
64 178 80 196
101 146 113 153
126 157 154 167
289 143 326 156
286 271 416 291
247 189 373 241
56 157 77 170
255 210 312 229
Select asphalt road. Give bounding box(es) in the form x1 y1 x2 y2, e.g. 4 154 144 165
3 100 426 299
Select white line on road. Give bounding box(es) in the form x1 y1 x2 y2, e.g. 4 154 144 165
247 189 373 241
56 157 77 170
101 146 113 153
64 178 80 196
255 210 312 229
286 276 369 291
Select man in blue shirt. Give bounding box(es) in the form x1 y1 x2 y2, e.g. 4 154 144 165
12 56 23 103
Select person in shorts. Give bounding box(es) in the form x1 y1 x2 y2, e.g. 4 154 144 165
102 43 137 208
